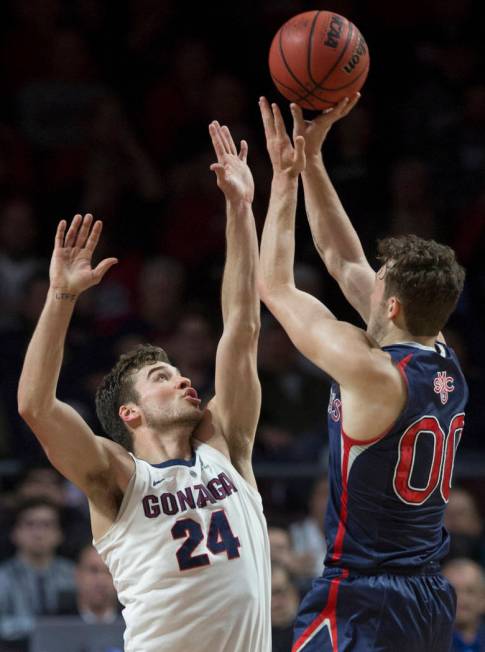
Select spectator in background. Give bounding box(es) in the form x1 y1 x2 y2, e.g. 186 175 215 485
268 525 314 590
0 197 42 331
14 467 90 561
258 317 330 461
59 546 121 625
271 561 300 652
0 498 75 652
168 309 216 404
445 487 485 565
290 475 328 578
443 558 485 652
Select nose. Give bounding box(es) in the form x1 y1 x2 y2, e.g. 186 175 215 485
176 376 191 390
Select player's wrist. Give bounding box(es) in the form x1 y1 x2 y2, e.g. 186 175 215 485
49 286 79 303
303 152 324 170
271 172 299 189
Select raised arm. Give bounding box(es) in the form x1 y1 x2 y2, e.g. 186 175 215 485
205 122 261 484
17 215 132 496
291 95 375 323
258 99 404 440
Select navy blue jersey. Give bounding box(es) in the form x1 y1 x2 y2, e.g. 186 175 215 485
324 341 468 571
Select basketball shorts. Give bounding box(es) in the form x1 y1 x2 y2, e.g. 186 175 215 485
292 564 456 652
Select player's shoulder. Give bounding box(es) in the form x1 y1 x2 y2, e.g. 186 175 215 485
89 435 135 493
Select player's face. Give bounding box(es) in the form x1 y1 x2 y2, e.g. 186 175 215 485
367 265 389 342
132 362 203 429
444 565 485 629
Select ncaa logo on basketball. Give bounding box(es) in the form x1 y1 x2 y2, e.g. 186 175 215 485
433 371 455 405
324 15 344 48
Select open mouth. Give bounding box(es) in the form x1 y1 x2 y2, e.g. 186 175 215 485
183 388 201 407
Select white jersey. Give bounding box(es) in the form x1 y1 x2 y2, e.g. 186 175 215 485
94 440 271 652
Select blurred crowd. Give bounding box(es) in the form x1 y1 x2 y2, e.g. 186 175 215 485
1 0 485 650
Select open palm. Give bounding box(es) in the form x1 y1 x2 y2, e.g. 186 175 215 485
50 214 118 294
209 121 254 203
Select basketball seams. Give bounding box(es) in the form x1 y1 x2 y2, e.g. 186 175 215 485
278 15 344 107
269 11 369 110
315 20 354 90
306 11 321 86
271 74 332 110
278 20 322 107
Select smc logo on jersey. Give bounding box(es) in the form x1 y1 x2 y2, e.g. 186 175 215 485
433 371 455 405
328 388 342 422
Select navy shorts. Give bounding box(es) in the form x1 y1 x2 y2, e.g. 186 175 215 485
292 565 456 652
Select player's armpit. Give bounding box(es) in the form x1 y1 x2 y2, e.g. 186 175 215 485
20 399 134 497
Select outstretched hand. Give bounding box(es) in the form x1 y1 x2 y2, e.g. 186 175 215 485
259 97 305 178
50 214 118 295
209 121 254 204
291 93 360 158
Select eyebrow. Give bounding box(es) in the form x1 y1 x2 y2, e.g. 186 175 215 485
146 365 181 379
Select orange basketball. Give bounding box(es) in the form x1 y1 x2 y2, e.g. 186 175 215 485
268 10 370 110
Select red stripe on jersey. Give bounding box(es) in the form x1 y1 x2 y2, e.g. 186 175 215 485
292 570 349 652
332 436 351 562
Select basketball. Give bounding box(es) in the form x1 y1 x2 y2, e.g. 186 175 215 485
268 10 370 110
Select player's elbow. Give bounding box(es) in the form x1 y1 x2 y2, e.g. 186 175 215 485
17 390 53 424
257 275 280 304
258 275 291 310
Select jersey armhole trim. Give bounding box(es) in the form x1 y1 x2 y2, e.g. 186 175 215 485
93 459 138 547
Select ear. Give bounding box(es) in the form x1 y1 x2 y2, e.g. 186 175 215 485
119 404 140 425
387 296 401 320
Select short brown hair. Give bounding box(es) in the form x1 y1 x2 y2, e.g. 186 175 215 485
95 344 170 451
377 235 465 336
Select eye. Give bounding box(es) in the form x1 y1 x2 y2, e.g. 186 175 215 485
156 372 168 381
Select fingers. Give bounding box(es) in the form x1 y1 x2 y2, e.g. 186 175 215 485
209 121 238 161
63 214 97 249
74 213 93 249
271 102 288 140
342 92 361 116
54 220 67 249
259 96 276 140
64 214 83 248
293 135 306 171
290 103 305 135
239 139 248 162
84 219 103 255
209 162 224 183
220 125 237 155
209 122 226 162
315 92 361 126
93 257 118 284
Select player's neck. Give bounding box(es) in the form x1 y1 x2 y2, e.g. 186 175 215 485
134 427 193 464
379 326 436 349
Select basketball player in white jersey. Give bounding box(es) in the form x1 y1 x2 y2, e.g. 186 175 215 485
17 122 271 652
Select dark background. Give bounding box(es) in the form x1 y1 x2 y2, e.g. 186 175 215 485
0 0 484 555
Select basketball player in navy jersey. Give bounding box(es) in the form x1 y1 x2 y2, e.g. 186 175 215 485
258 94 467 652
17 123 271 652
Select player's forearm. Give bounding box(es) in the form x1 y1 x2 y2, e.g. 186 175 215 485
18 289 77 417
260 174 298 293
302 154 366 275
221 199 260 332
